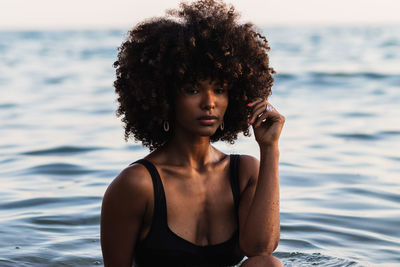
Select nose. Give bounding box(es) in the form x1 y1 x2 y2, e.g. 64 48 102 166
201 90 215 110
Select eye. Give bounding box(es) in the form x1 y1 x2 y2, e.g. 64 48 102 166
214 88 227 94
185 88 199 94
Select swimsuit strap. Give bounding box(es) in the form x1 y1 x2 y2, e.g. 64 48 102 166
131 159 167 228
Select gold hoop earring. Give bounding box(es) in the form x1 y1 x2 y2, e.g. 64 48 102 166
163 121 170 132
220 121 224 131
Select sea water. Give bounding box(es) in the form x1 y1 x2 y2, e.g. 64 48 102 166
0 26 399 266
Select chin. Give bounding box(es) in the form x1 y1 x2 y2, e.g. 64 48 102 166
198 127 218 137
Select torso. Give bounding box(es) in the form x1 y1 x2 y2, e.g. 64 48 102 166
131 150 248 266
139 152 239 246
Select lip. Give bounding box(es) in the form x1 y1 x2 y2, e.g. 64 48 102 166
197 115 218 120
197 115 218 125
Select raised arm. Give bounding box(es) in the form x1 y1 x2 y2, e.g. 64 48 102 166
238 99 285 256
100 164 153 267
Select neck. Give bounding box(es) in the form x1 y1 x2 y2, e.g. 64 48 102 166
162 131 216 170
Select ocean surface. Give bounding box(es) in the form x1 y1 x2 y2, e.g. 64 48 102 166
0 25 399 266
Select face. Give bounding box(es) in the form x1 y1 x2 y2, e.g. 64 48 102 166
173 79 229 137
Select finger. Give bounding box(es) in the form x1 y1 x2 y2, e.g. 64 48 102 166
253 106 280 128
247 98 264 107
255 104 283 128
256 101 276 114
253 111 272 128
248 100 269 124
249 102 277 125
249 108 265 124
249 105 265 124
252 102 273 127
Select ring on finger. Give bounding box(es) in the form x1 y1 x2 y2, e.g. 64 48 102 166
266 104 274 112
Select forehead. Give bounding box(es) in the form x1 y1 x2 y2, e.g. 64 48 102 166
191 79 228 88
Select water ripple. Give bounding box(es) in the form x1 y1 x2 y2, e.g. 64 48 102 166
342 112 375 118
0 196 100 209
0 103 17 109
310 71 398 79
29 214 99 226
340 187 400 204
280 238 320 249
22 146 102 156
277 252 359 267
25 163 96 175
379 130 400 136
332 133 381 141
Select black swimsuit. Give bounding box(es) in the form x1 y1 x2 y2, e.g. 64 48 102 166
132 154 245 267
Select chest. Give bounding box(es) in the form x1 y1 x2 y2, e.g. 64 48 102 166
142 163 238 246
168 166 231 204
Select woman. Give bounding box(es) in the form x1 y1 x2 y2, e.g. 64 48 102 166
101 0 285 266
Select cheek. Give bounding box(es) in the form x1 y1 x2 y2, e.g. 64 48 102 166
221 97 229 113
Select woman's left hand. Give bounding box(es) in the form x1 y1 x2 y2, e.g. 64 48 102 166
248 98 285 147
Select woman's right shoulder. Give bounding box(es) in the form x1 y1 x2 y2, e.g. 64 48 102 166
103 162 154 203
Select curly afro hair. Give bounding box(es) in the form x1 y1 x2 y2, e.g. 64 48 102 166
114 0 274 151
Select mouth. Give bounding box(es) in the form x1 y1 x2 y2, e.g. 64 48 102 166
197 115 218 125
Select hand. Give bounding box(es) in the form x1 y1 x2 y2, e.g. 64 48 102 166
247 98 285 147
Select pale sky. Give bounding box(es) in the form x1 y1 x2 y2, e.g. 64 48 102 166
1 0 400 30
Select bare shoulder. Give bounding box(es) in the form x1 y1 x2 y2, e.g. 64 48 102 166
103 163 153 207
237 154 260 193
101 163 153 266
